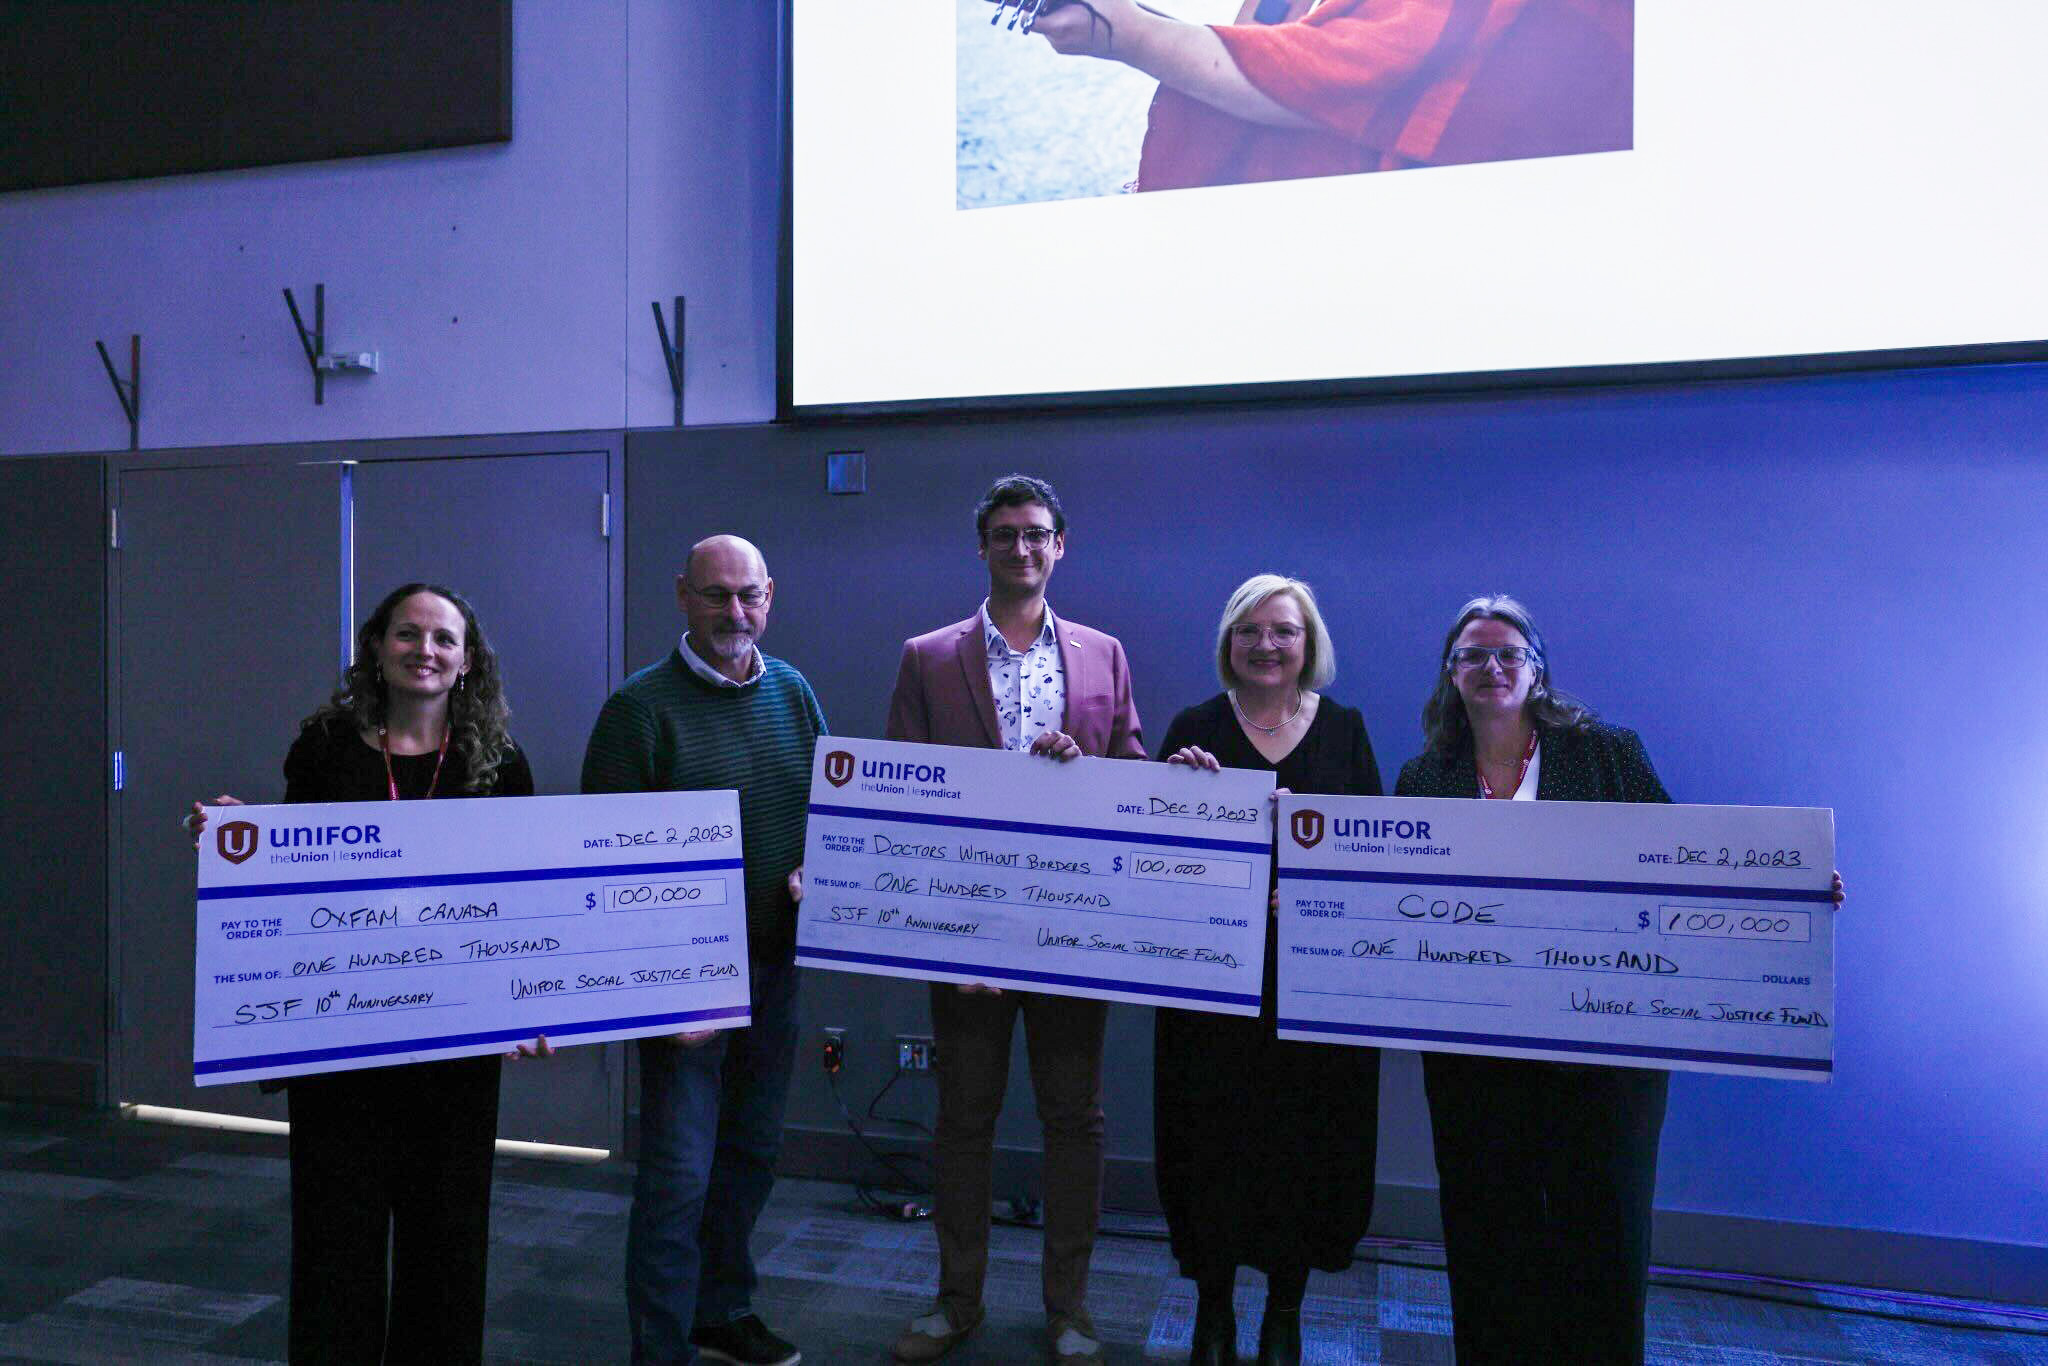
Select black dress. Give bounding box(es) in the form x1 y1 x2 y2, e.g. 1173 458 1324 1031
280 716 534 1365
1152 693 1383 1281
1396 722 1671 1366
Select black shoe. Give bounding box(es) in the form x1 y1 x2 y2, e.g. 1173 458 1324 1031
1254 1307 1300 1366
1189 1301 1238 1366
692 1314 801 1366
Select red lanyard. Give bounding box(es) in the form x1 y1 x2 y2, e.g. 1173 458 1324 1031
1477 729 1539 800
380 726 450 801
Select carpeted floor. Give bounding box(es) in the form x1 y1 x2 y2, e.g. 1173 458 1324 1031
1 1102 2042 1364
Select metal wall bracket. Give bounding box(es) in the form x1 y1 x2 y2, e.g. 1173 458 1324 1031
284 283 327 404
283 284 378 404
652 295 685 427
94 334 140 450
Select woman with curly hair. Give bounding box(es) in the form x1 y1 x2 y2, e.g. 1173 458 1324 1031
289 580 522 802
189 582 544 1364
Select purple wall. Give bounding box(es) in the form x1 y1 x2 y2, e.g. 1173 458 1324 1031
625 2 781 429
0 0 778 457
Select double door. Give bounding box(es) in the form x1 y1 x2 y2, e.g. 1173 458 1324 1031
109 447 624 1148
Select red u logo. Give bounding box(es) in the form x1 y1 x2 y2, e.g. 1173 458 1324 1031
218 820 259 865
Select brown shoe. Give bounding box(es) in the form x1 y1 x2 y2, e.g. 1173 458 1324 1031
893 1306 981 1363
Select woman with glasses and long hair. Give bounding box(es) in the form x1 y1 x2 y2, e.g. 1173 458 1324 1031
1395 593 1669 1364
1397 593 1844 1362
188 582 544 1364
1152 574 1382 1366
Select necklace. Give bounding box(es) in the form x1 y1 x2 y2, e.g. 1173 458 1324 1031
380 724 451 801
1230 688 1303 735
1477 728 1539 800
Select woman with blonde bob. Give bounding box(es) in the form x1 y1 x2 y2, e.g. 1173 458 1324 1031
1153 574 1383 1366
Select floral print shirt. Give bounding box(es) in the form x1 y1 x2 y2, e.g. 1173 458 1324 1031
980 600 1066 753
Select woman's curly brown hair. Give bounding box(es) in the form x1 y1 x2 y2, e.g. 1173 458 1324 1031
301 582 514 792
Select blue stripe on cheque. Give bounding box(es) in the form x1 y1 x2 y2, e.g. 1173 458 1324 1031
797 945 1259 1008
808 802 1268 856
194 1003 750 1076
1274 1017 1832 1074
1278 868 1831 903
199 857 745 902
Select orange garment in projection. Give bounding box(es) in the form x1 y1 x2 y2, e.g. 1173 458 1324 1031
1135 0 1634 192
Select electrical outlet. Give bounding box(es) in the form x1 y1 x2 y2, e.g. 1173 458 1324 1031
895 1033 936 1071
821 1027 846 1074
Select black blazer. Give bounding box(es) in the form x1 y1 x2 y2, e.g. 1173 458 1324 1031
1395 721 1671 805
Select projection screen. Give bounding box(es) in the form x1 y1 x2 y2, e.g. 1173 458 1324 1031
786 0 2048 414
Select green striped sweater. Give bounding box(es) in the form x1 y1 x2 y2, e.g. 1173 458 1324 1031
579 649 827 956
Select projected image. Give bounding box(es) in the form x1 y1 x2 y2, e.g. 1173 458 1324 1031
959 0 1634 209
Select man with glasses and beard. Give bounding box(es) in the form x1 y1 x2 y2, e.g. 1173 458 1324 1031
583 535 827 1366
885 476 1144 1366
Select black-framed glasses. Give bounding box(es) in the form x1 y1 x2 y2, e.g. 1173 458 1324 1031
1449 645 1537 672
985 527 1056 550
686 584 768 609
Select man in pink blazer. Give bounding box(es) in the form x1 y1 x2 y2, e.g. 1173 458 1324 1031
887 476 1143 1366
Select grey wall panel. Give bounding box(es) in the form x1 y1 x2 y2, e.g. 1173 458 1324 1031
352 453 614 796
110 462 343 1116
0 457 108 1104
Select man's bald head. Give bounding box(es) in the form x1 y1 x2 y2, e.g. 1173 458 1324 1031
685 534 768 583
677 535 775 682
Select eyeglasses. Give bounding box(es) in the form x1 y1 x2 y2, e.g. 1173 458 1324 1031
685 584 768 609
1449 645 1537 672
985 527 1056 550
1230 624 1305 647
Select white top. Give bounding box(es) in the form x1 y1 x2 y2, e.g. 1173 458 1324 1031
979 600 1066 752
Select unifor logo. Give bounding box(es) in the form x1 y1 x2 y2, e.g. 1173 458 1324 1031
217 820 259 865
1289 808 1325 850
824 750 855 788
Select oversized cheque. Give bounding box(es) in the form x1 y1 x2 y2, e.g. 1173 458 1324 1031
194 790 749 1085
798 738 1274 1012
1276 795 1836 1080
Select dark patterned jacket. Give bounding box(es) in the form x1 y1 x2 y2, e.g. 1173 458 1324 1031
1395 721 1670 805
